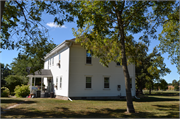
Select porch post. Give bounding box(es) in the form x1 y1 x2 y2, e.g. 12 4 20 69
41 77 42 92
30 77 32 93
34 77 36 86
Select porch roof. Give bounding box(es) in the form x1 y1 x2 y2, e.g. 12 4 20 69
27 69 52 78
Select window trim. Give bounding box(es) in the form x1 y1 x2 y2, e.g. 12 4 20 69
52 57 54 66
59 76 62 89
86 50 92 64
103 76 110 89
85 77 92 89
56 76 58 90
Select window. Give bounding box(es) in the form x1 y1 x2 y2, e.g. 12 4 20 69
56 77 58 90
104 77 109 88
130 78 132 88
86 51 92 64
86 77 91 88
52 57 54 66
59 54 61 60
117 62 120 66
48 60 49 69
50 58 51 66
59 77 62 89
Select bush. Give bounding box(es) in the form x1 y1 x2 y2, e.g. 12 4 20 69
1 87 10 97
14 85 30 97
5 75 29 93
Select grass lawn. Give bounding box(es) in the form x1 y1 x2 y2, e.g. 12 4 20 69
1 90 179 118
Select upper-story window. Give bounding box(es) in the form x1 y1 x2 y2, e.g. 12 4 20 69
50 58 51 67
117 62 120 66
59 53 61 61
48 60 49 69
52 57 54 66
86 50 92 64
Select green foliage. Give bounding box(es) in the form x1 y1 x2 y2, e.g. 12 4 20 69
11 40 56 75
172 79 177 86
174 85 179 91
4 75 28 93
157 2 179 74
134 43 170 92
1 63 12 87
1 1 73 50
172 79 179 91
14 84 30 97
159 79 168 91
1 87 10 97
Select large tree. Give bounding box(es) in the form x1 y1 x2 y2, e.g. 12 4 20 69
157 1 179 74
134 45 171 94
11 39 56 75
66 1 176 113
1 1 73 50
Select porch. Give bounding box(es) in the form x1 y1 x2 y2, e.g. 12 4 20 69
27 69 54 98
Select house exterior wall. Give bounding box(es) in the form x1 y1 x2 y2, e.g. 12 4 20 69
44 46 70 97
69 44 136 97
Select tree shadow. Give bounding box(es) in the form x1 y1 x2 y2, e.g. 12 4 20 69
152 104 179 118
1 99 36 104
2 106 177 118
146 92 180 96
133 96 179 102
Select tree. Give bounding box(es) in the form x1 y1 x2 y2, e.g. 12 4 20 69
11 39 56 75
172 79 177 86
66 1 176 113
159 79 168 91
1 1 73 50
157 2 179 74
1 63 12 87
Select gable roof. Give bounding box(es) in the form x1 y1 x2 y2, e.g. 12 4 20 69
44 38 75 60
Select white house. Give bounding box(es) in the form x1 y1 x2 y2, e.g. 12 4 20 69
35 38 136 100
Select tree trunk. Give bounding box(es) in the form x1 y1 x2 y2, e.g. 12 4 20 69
140 87 143 95
114 1 135 113
149 88 151 95
1 1 5 23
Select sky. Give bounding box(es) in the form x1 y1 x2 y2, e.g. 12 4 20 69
0 9 179 84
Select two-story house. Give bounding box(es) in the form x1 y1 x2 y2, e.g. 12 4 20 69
42 38 136 100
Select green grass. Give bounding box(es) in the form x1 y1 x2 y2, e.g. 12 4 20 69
1 90 179 118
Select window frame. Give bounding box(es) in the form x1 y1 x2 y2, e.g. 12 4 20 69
56 76 58 90
59 76 62 89
86 50 92 64
85 77 92 89
52 57 54 66
104 77 110 89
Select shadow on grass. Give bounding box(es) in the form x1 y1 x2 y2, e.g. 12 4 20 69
1 106 179 118
145 92 180 96
133 96 179 102
1 99 36 104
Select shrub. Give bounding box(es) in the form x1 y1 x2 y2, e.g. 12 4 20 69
5 75 29 93
1 87 10 97
14 85 30 97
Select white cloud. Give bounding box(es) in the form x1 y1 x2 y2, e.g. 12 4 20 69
46 22 67 28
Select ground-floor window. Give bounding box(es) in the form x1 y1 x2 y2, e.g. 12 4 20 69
86 77 92 88
104 77 110 88
60 77 62 89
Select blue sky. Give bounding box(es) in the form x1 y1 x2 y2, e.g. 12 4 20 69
0 12 179 84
